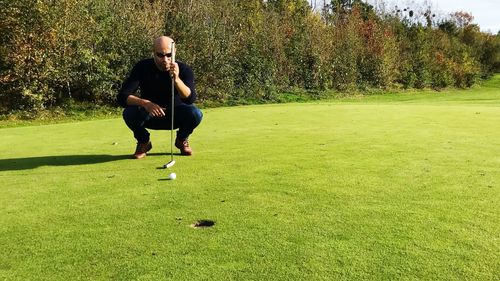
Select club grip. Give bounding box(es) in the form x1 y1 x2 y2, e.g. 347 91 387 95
171 42 175 63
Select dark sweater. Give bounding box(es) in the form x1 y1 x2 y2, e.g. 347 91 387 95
117 58 196 108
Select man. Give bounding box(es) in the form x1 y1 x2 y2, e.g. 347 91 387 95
117 36 203 159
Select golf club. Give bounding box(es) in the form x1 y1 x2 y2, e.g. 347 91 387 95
163 41 176 169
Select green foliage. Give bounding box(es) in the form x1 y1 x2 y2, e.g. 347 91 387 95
0 0 162 113
0 0 498 113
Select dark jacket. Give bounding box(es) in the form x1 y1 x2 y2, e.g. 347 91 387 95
117 58 196 109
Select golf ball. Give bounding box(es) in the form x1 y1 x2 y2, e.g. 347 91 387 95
168 173 176 180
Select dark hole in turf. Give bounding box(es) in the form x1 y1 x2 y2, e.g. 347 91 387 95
191 220 215 228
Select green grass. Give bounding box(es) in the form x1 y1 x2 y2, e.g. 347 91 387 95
0 103 122 129
1 77 499 280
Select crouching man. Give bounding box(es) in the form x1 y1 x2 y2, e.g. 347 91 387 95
117 36 203 159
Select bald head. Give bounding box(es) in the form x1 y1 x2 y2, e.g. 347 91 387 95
153 36 174 51
153 36 175 71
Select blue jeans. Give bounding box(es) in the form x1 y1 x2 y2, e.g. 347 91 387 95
122 104 203 143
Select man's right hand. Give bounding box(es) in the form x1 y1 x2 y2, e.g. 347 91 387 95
143 100 166 117
126 95 166 117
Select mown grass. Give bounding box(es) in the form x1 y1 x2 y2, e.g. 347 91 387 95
2 75 498 129
0 76 499 280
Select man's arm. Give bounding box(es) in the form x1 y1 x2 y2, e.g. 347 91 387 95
117 63 141 108
170 62 197 104
174 75 191 99
126 95 166 117
117 61 166 117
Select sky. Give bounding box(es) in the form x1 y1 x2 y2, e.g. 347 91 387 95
364 0 500 34
430 0 499 33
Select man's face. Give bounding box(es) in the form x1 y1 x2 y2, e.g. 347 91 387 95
153 42 173 72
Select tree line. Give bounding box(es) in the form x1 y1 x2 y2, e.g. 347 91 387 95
1 0 499 113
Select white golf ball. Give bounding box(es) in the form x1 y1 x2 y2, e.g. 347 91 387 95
168 173 176 180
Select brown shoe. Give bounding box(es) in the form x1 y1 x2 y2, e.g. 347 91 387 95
134 141 152 159
175 138 193 156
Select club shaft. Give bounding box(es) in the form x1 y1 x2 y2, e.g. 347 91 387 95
170 41 175 163
171 77 174 162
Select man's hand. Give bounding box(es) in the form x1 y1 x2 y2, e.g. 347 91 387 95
143 100 166 117
168 62 192 99
169 62 179 80
126 95 166 117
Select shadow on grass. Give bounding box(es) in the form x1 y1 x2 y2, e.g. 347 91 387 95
148 152 183 157
0 154 133 171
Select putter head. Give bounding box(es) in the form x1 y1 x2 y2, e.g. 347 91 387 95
163 160 175 169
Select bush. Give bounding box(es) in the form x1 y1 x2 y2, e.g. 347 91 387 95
0 0 497 114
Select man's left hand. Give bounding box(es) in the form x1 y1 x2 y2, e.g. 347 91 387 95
169 62 179 80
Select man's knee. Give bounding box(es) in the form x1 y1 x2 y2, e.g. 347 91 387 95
123 106 137 120
191 106 203 126
122 106 144 126
178 105 203 127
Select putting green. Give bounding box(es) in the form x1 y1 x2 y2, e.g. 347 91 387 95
1 85 499 280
